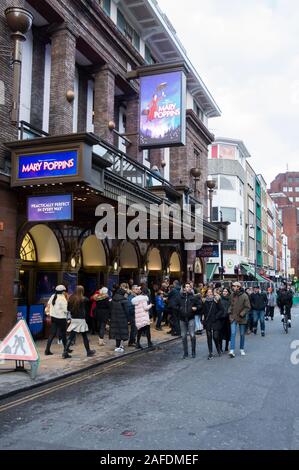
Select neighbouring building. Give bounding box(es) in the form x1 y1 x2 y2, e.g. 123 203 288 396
270 172 299 276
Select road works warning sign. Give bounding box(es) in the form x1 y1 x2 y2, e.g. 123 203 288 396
0 320 39 362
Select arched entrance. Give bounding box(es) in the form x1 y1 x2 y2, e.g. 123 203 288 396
169 251 181 282
19 224 62 304
119 241 139 284
147 247 163 285
79 235 107 297
194 256 204 285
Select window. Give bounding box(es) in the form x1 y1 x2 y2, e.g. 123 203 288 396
223 240 237 251
193 102 204 121
117 9 140 51
288 177 293 183
219 175 236 190
248 196 254 213
100 0 111 15
20 233 36 261
295 187 299 192
289 188 293 192
289 197 294 202
283 187 288 192
145 45 155 65
296 197 299 202
220 207 236 222
212 207 219 221
239 179 244 196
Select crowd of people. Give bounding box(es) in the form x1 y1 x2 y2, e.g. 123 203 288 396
44 279 294 360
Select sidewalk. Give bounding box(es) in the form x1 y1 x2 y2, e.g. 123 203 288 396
0 326 179 400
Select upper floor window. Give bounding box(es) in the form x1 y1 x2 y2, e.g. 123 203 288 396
283 187 288 192
117 9 140 51
220 207 236 222
193 102 204 121
145 45 155 65
219 175 236 191
99 0 111 16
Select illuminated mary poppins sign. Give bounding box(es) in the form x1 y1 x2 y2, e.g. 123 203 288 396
27 194 73 222
139 71 186 149
18 150 78 180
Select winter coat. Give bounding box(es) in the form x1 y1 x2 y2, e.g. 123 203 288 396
110 289 129 341
202 297 224 331
131 295 151 330
68 296 89 320
267 292 276 307
167 287 181 311
95 295 111 322
156 295 165 312
229 290 251 324
47 294 68 320
250 292 268 311
220 296 230 319
277 289 293 308
176 293 201 321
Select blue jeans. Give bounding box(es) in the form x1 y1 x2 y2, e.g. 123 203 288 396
156 310 163 328
194 315 203 331
230 321 246 350
252 310 265 333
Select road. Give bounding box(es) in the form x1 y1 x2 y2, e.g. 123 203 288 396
0 308 299 450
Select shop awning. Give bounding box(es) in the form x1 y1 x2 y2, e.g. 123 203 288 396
240 263 265 282
206 263 218 281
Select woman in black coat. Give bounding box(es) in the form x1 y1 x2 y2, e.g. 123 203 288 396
110 287 129 353
202 288 224 359
94 287 111 346
219 288 231 353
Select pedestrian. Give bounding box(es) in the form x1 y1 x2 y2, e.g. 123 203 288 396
44 285 69 357
228 282 251 357
110 285 129 353
278 283 293 327
176 283 201 359
245 287 253 334
64 286 96 358
155 290 165 330
131 289 153 349
266 287 276 321
202 288 223 359
250 285 268 336
167 281 181 336
219 288 231 352
127 285 140 346
93 287 111 346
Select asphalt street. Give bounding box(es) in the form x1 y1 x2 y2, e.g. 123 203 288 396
0 307 299 450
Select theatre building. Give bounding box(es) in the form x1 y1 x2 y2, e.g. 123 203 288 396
0 0 226 337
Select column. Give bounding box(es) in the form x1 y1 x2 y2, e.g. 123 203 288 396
49 25 76 135
125 95 143 162
94 65 115 144
30 28 46 130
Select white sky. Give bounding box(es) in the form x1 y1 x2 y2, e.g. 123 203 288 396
158 0 299 187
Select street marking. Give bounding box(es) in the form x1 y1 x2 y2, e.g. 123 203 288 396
0 360 125 413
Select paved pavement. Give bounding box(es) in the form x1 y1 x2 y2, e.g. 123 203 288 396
0 325 174 399
0 307 299 450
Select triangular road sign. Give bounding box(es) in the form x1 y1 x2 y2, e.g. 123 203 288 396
0 320 39 362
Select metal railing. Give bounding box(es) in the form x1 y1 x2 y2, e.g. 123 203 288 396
92 138 172 190
19 121 49 140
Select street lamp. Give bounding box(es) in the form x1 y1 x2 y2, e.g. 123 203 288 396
206 179 216 222
190 168 201 200
4 7 33 124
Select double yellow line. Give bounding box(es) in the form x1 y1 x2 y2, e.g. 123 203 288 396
0 360 125 414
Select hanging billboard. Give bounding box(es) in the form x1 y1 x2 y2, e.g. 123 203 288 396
139 71 186 149
27 194 73 222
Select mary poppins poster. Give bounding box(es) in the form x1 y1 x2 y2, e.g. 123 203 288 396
139 71 186 148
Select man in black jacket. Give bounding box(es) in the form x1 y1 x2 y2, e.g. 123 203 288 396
250 285 268 336
176 283 201 359
278 284 293 327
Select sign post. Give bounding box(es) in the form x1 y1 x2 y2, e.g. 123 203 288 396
0 320 40 379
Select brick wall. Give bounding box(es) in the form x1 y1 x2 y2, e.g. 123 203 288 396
94 65 115 144
49 25 76 135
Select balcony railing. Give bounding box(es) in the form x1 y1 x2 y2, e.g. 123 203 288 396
19 121 49 140
92 138 171 191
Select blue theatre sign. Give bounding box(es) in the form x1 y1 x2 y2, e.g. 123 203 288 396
9 133 99 187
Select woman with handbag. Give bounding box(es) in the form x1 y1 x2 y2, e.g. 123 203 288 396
44 285 70 357
64 286 96 358
202 288 224 359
